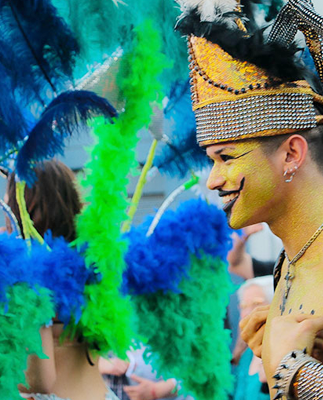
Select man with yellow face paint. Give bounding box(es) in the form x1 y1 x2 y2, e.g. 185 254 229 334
175 0 323 399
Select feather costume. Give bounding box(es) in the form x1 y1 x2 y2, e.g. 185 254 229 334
123 199 234 400
175 0 323 146
0 0 166 396
0 284 55 400
16 90 117 185
0 232 98 399
70 20 168 356
0 0 119 185
0 0 79 104
0 17 168 400
52 0 188 88
154 80 211 178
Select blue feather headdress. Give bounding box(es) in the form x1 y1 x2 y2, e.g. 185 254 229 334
0 0 118 185
0 0 79 104
122 198 235 400
154 80 211 179
123 198 232 295
16 90 117 185
0 231 98 325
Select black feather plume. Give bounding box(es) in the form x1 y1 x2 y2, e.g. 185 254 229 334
176 9 312 83
16 90 117 186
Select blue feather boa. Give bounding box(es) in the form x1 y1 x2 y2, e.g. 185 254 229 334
0 232 98 325
123 198 232 295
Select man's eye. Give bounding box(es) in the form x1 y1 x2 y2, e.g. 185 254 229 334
220 154 235 162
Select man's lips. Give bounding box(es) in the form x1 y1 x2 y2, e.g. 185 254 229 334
218 178 245 213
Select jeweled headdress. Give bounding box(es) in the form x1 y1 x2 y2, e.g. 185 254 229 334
175 0 323 146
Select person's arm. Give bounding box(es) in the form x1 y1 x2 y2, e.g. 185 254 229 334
124 375 177 400
263 314 323 399
19 326 56 394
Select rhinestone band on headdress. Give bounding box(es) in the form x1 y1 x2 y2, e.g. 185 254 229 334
195 93 316 144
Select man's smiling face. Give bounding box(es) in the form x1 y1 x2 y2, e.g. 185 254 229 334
206 140 282 229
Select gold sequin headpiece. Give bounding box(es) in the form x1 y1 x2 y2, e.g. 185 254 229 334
176 0 323 146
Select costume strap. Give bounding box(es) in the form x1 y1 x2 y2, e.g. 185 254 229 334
273 249 285 291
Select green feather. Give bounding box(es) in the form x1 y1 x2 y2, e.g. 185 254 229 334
133 255 235 400
0 284 55 400
73 20 169 358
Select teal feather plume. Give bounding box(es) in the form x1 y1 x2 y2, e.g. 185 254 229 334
52 0 188 87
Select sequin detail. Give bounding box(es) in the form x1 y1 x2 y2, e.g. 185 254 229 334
195 92 316 144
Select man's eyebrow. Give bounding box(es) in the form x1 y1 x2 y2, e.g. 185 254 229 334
213 146 235 155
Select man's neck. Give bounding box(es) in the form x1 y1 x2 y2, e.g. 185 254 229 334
269 175 323 260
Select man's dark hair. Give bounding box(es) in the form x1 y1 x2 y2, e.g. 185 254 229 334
259 106 323 171
7 159 82 242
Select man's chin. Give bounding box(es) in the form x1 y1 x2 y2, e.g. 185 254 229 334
225 210 251 230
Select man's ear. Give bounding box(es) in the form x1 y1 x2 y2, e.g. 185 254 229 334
280 134 308 170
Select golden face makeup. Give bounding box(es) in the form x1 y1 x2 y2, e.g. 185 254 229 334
206 140 282 229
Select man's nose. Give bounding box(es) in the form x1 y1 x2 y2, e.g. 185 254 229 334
207 167 225 190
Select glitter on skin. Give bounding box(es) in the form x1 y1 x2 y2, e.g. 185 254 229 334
206 140 282 230
206 136 323 399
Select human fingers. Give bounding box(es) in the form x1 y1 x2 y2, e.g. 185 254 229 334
296 315 323 335
124 386 137 395
298 317 323 356
269 315 323 361
240 305 269 335
247 324 266 358
295 314 319 323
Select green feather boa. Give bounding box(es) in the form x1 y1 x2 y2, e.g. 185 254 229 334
0 284 55 400
73 20 168 357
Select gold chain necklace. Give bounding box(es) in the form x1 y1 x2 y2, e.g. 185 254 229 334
281 222 323 315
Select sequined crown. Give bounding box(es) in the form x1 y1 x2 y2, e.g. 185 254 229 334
176 0 323 146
